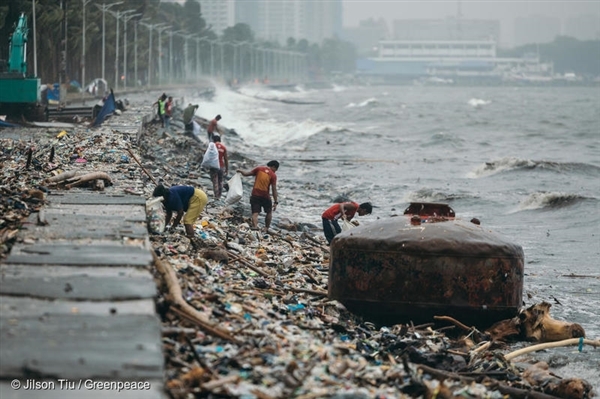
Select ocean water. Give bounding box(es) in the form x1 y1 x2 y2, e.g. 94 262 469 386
187 83 600 387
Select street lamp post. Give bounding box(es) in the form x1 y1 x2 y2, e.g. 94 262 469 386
140 21 154 86
95 2 122 82
122 12 141 88
176 33 193 83
155 24 169 86
134 20 138 86
81 0 91 99
169 30 183 83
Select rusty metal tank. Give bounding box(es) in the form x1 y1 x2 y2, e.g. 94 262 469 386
328 203 524 327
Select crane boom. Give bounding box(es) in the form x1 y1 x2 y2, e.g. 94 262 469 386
8 13 29 75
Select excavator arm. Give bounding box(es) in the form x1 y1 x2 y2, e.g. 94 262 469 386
7 13 29 75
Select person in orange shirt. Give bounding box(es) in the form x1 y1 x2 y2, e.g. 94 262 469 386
237 160 279 232
321 201 372 244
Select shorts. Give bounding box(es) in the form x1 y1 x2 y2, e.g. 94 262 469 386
183 188 208 225
250 195 272 214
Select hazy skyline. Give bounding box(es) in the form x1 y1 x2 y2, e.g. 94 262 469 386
343 1 600 46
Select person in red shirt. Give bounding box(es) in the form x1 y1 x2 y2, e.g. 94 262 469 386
321 201 372 245
237 160 279 231
210 135 229 199
207 114 222 142
164 96 173 130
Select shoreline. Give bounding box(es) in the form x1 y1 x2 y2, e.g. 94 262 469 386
1 89 597 398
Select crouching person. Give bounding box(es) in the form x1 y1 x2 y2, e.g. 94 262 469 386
153 184 208 237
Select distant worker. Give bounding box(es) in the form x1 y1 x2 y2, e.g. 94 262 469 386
164 96 173 131
321 201 372 245
207 114 222 142
183 103 199 133
152 184 208 237
212 135 229 199
152 93 167 127
237 160 279 232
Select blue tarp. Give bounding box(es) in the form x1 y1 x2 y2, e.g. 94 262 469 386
92 90 116 127
47 83 60 103
0 119 20 128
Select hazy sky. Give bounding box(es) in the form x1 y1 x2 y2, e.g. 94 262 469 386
343 1 600 46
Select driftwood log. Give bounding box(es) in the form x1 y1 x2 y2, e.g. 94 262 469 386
45 170 78 184
152 252 240 343
505 337 600 361
65 172 113 189
521 361 593 399
487 302 586 343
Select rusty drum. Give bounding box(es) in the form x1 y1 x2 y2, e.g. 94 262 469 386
328 215 524 327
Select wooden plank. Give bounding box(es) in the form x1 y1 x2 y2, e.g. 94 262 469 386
0 297 164 380
47 193 146 206
25 214 148 240
0 380 168 399
41 205 146 221
0 265 157 300
0 297 157 317
6 243 153 266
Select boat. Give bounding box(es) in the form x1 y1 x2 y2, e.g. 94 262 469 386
328 202 524 327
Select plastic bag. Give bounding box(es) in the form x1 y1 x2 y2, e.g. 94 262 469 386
225 173 243 205
340 218 355 232
201 142 220 170
146 197 165 234
192 120 201 137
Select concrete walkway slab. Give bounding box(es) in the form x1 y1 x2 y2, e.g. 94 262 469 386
0 265 157 300
0 297 163 380
6 243 153 266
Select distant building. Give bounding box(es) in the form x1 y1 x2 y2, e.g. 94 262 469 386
514 15 561 46
200 0 235 35
564 14 600 41
305 1 343 44
356 39 550 82
234 0 341 45
393 18 500 43
342 18 389 56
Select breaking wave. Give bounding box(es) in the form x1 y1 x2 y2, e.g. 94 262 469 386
346 98 378 108
468 157 600 178
468 98 491 108
516 192 591 211
403 188 473 203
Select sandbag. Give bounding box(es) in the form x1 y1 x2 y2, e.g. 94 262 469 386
225 173 243 205
201 142 220 170
146 197 165 234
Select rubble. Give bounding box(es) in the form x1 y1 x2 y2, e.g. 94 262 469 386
1 92 598 399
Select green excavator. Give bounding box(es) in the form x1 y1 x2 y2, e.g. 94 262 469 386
0 12 45 122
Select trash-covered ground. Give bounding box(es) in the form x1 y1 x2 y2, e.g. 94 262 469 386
1 92 598 399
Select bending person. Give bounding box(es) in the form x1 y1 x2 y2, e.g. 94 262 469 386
153 184 208 237
322 201 372 245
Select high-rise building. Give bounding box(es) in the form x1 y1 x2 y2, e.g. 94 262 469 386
234 0 342 45
514 16 561 46
200 0 235 36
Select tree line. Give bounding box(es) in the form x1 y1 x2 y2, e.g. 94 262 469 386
0 0 357 86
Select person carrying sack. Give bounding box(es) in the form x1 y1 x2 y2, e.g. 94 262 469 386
201 142 222 199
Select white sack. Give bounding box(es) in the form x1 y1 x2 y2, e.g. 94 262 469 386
225 173 243 205
201 142 220 170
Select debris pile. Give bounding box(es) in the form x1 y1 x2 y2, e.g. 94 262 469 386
1 94 597 398
138 118 598 398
